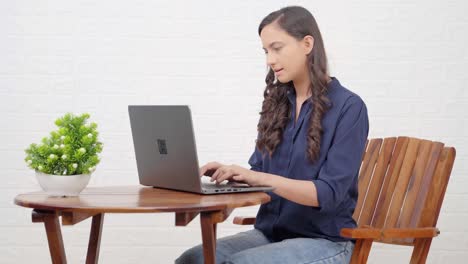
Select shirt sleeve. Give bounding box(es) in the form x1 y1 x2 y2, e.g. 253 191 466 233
248 132 264 172
312 96 369 214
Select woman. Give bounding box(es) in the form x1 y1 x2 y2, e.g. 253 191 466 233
176 5 368 264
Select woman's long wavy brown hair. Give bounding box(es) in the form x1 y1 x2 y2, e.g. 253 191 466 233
256 6 331 164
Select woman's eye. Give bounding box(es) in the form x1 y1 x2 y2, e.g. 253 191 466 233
263 47 281 54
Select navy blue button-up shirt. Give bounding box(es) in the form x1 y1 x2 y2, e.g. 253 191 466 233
248 77 369 243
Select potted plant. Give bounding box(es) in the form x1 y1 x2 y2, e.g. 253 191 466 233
24 113 103 197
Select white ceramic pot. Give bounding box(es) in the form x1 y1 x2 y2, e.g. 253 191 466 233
35 171 91 197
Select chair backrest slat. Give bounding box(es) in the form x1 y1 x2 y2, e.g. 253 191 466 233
417 147 456 228
354 138 383 223
404 141 444 228
355 138 394 225
371 137 409 228
384 138 420 229
396 139 435 229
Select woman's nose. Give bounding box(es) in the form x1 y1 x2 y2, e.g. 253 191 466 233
266 53 277 66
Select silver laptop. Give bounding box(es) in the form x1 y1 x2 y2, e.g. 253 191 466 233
128 105 274 194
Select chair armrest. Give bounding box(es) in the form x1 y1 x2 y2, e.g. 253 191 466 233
340 226 440 240
233 216 256 225
340 226 381 239
382 227 440 239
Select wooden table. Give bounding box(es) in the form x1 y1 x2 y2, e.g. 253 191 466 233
14 185 270 264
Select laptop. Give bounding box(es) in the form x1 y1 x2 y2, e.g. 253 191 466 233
128 105 274 194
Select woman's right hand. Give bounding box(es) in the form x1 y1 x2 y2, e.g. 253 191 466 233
199 161 225 177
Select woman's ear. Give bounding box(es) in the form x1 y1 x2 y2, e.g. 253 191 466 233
303 35 314 55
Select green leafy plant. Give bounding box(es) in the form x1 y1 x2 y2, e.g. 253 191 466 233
24 113 103 175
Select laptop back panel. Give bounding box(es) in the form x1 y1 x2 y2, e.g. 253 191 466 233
128 105 202 193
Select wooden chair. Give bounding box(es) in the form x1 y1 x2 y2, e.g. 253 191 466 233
233 137 456 264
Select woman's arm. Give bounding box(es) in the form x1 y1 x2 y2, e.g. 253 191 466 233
254 171 319 206
204 164 319 206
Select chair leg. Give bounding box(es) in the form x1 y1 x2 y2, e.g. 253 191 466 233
86 213 104 264
350 239 373 264
410 238 432 264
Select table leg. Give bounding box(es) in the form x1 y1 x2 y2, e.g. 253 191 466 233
32 210 67 264
200 212 217 264
86 213 104 264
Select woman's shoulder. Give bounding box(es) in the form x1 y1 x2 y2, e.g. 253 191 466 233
327 77 366 111
323 77 368 127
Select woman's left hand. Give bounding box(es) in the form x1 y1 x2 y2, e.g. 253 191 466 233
209 164 266 187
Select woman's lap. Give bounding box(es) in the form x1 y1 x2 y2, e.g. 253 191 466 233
175 229 354 264
175 229 270 264
224 236 354 264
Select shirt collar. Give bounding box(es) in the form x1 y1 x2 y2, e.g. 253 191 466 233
286 85 296 105
286 77 337 106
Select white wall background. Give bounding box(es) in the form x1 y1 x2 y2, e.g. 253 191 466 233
1 0 467 263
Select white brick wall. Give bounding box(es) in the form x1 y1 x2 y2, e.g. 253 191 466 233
1 0 467 263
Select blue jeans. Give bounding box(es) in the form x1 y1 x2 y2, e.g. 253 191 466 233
175 229 354 264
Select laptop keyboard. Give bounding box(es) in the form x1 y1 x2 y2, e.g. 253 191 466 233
202 182 251 189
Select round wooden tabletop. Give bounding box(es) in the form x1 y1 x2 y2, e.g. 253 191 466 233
14 185 271 213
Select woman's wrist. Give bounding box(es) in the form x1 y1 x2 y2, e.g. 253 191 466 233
249 170 273 187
